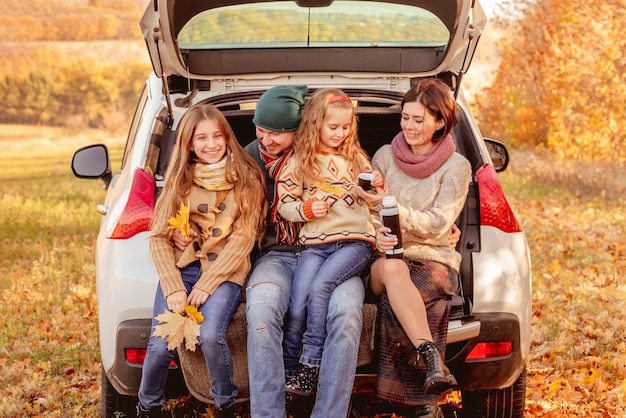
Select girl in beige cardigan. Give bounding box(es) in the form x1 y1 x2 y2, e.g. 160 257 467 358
138 103 266 418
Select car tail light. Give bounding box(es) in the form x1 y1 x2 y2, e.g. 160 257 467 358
466 341 513 360
126 348 177 367
110 168 155 239
476 164 522 233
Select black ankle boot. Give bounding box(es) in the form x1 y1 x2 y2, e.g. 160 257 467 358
411 404 440 418
417 341 457 395
215 405 236 418
136 402 162 418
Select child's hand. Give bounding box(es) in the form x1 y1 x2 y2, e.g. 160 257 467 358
370 171 384 188
311 200 330 218
356 186 383 207
172 229 198 251
166 290 188 314
187 288 209 307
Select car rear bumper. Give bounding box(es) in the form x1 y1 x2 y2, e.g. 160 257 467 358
105 319 150 396
446 312 525 391
105 319 185 397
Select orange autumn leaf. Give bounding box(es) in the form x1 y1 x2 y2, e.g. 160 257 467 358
168 201 191 239
153 308 202 351
184 305 204 324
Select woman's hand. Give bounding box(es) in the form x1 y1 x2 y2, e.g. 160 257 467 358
375 226 399 252
166 290 187 314
449 224 461 249
187 288 209 308
172 229 198 251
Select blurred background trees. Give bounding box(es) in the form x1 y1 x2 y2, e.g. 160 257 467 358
0 0 141 41
473 0 625 163
0 0 624 164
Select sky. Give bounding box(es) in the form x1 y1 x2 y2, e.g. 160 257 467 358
480 0 498 17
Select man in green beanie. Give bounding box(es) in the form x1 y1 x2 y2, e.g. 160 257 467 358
244 85 365 418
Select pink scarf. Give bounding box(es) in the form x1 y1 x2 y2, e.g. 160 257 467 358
391 132 456 179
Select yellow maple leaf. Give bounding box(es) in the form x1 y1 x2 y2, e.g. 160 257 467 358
168 201 190 239
313 181 343 194
153 308 201 351
185 305 204 324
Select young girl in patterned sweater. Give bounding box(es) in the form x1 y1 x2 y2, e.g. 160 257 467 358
137 103 266 418
276 88 379 395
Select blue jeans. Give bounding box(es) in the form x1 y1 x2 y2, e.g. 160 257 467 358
138 261 240 410
284 241 370 369
246 250 365 418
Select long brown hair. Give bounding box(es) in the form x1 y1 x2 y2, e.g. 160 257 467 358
151 103 267 244
292 88 369 185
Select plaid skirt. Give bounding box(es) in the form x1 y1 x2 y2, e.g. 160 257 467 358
376 259 459 406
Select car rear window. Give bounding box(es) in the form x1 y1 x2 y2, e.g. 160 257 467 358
177 1 449 49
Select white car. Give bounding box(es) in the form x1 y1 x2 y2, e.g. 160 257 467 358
71 0 531 417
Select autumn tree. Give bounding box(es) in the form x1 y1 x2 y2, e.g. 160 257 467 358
0 47 150 129
474 0 626 163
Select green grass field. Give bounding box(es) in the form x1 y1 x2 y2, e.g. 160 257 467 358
0 125 624 417
0 126 123 417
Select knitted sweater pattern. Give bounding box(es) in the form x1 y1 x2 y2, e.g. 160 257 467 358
372 144 471 272
277 150 376 247
150 184 255 297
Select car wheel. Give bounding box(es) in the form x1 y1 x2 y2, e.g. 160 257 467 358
460 367 526 418
101 365 138 418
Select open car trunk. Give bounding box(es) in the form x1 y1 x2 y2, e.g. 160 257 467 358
145 92 482 404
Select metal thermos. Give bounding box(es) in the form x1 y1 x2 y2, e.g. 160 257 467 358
381 195 403 259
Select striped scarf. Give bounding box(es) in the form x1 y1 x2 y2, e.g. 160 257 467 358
193 157 236 191
258 145 302 246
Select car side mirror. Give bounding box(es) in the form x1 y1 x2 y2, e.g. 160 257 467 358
71 144 112 188
484 138 509 173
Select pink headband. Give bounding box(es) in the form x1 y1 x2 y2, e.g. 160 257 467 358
328 95 351 104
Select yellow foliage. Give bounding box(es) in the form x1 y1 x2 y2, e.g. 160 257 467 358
474 0 626 164
153 308 203 351
168 201 191 239
184 305 204 324
313 181 343 194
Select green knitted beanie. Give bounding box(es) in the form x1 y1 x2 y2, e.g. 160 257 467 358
253 85 308 132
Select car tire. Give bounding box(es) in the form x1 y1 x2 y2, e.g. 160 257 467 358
460 367 526 418
101 365 138 418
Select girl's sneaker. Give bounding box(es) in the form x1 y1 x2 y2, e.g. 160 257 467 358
284 364 320 396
